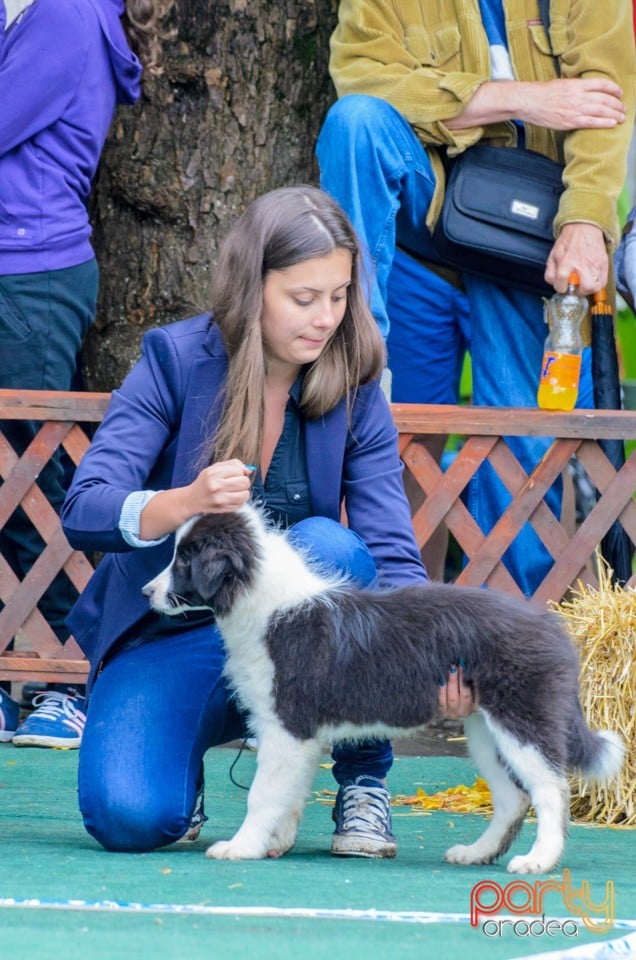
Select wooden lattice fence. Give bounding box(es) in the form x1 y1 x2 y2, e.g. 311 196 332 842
1 390 635 683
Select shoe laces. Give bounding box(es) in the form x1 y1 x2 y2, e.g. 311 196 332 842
30 691 85 723
338 780 392 835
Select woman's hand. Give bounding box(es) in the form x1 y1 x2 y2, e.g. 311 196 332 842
138 460 254 541
186 460 255 515
438 665 477 719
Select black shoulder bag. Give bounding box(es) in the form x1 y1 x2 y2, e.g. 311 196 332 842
431 0 564 296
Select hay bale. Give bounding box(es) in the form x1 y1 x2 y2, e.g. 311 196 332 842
551 562 636 826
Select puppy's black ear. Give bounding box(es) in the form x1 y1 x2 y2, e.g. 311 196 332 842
190 548 232 606
190 540 254 616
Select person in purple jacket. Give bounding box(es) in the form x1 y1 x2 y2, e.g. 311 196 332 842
60 186 473 856
0 0 174 747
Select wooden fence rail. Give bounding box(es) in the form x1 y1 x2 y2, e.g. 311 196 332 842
1 389 635 684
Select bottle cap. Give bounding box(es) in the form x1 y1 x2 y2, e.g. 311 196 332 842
568 270 580 286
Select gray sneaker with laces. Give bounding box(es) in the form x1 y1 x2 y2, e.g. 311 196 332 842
331 775 397 858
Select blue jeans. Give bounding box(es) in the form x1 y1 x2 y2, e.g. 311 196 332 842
317 95 593 595
78 517 392 852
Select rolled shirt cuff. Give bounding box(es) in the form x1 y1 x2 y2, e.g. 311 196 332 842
119 490 167 547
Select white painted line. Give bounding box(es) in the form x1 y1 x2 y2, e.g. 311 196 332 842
0 899 634 930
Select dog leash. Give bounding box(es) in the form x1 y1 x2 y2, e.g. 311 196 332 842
228 737 252 791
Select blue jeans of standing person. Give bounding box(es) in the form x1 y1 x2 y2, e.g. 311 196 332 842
78 517 393 852
0 260 98 643
317 94 593 596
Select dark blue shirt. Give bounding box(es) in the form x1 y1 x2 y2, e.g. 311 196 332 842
251 374 312 528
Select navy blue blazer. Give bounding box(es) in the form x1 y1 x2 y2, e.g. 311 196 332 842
61 315 426 686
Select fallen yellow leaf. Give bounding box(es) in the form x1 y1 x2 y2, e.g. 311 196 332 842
314 778 494 815
392 778 494 815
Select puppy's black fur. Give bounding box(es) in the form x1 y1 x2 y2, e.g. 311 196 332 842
265 586 579 762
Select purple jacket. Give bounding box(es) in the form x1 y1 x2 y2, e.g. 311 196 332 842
61 315 427 687
0 0 142 274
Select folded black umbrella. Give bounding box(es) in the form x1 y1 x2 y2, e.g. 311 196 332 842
590 289 634 584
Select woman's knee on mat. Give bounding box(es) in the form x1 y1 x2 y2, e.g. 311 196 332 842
80 788 195 852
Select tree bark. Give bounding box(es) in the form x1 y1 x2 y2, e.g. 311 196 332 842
84 0 338 390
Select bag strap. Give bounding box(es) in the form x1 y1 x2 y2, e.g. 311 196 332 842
536 0 560 74
537 0 551 35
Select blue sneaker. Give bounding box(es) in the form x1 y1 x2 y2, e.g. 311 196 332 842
0 690 20 742
331 775 397 858
12 691 86 748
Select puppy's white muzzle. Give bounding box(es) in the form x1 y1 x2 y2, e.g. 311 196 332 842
142 566 175 613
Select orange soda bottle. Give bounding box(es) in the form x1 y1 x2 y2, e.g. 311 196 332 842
537 270 587 411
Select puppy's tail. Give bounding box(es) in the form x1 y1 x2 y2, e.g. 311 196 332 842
567 697 625 782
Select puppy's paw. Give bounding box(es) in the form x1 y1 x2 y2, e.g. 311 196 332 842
507 854 555 875
269 816 299 855
445 843 479 865
206 839 266 860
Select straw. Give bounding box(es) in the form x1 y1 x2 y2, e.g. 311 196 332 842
551 556 636 826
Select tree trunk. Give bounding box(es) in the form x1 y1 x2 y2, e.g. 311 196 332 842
84 0 338 390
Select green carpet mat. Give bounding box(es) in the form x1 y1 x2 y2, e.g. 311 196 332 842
1 748 634 959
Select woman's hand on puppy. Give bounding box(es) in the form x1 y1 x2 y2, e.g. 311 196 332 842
438 665 477 719
187 460 254 514
138 460 254 541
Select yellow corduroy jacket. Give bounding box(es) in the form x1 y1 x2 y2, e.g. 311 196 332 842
329 0 636 246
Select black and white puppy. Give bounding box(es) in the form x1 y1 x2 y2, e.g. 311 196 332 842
143 505 624 873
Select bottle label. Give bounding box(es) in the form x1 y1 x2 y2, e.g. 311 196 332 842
539 352 581 390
